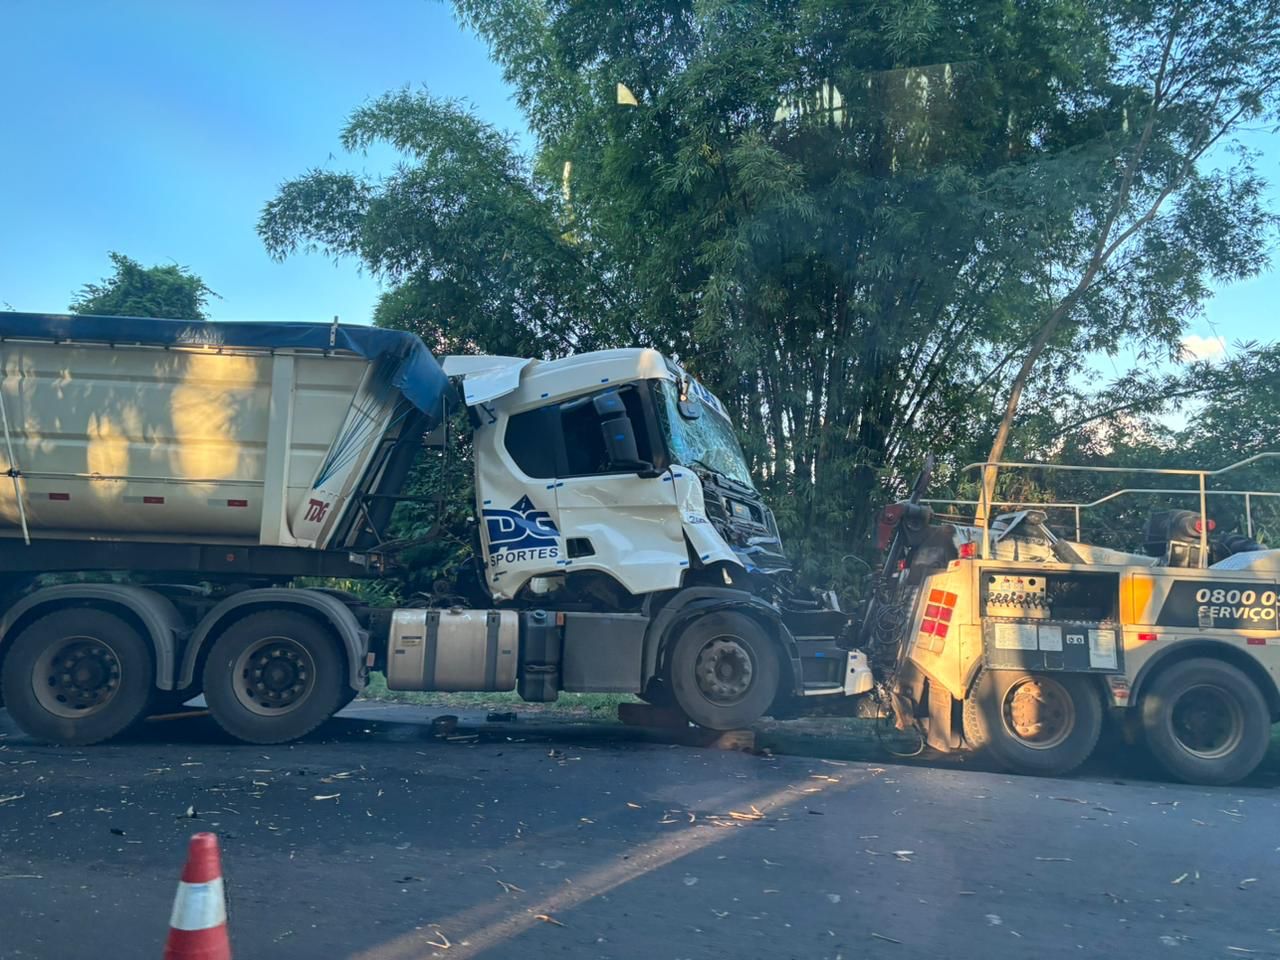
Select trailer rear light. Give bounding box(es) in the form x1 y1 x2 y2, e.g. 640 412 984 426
227 499 248 508
1137 632 1158 643
933 622 949 638
1247 637 1265 646
143 496 165 505
958 541 977 559
47 492 70 501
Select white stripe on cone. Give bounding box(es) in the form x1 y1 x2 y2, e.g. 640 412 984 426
168 878 227 931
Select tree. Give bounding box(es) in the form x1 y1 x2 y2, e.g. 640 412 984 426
261 1 1279 587
979 0 1280 520
69 252 217 320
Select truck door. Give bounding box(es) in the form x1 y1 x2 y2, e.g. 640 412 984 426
550 384 688 595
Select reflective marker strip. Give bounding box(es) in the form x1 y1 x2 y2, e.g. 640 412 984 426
168 878 226 931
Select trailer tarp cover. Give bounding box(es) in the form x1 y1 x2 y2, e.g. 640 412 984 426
0 312 449 425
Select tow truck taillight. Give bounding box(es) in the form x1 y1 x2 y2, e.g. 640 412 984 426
958 541 977 559
1193 518 1216 533
1137 632 1158 643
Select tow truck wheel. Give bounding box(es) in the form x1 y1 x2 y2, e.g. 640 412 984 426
963 669 1102 777
667 612 779 730
202 611 347 744
0 609 154 745
1139 658 1269 786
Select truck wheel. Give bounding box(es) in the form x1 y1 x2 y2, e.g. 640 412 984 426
667 611 779 730
1139 658 1269 786
962 669 1102 777
202 612 346 744
0 609 154 745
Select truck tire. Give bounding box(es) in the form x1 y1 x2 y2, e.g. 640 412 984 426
962 669 1102 777
1139 658 1270 786
667 611 779 730
202 611 347 744
0 609 154 745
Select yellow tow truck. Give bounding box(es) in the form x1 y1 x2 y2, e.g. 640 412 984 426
869 454 1279 785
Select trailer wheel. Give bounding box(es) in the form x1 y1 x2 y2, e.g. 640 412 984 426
202 611 346 744
0 609 154 745
667 611 779 730
963 669 1102 777
1139 658 1269 786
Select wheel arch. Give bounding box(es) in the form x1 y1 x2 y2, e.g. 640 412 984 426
0 585 183 696
641 587 802 696
177 589 368 694
1131 639 1280 722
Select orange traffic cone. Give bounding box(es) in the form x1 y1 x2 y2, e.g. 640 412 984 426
163 833 231 960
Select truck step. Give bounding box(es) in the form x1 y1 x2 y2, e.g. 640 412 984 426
802 681 844 696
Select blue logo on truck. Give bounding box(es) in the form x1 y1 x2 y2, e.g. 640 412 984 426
484 496 559 564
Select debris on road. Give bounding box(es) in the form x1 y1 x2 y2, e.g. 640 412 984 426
534 913 565 927
870 932 903 944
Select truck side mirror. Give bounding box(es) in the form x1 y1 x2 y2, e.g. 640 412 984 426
593 391 656 476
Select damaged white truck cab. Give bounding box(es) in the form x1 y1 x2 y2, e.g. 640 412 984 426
448 349 775 601
435 348 871 726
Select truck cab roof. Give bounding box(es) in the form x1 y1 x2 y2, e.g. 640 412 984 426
443 348 674 408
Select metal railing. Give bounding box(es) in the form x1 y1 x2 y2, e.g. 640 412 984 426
935 452 1279 568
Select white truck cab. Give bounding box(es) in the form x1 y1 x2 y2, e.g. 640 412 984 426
443 349 785 603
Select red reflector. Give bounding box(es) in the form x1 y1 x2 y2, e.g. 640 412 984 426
929 588 945 604
958 541 977 559
227 499 248 508
934 622 950 638
921 619 938 635
925 604 941 619
47 492 70 501
943 591 958 607
143 496 164 505
1247 637 1266 646
938 606 954 623
1137 632 1158 643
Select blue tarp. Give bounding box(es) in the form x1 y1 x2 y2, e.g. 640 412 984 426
0 312 450 425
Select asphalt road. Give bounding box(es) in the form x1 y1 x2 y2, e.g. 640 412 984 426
1 702 1278 960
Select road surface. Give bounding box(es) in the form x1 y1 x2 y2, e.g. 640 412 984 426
1 702 1277 959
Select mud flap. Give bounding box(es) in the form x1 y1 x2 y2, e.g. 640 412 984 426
925 681 961 751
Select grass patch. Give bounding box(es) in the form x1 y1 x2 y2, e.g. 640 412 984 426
359 671 636 716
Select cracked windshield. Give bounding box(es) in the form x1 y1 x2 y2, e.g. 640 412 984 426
1 2 1278 959
655 380 755 487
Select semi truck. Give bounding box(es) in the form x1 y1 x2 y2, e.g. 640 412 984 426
0 312 870 747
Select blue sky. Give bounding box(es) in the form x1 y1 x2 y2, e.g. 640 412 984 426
0 0 1274 363
0 0 522 326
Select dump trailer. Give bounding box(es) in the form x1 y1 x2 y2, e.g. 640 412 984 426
873 455 1280 785
0 313 868 746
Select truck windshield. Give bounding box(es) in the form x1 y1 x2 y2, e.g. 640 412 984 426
654 380 755 488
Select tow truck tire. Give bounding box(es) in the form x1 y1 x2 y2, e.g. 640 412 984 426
1 609 154 745
963 669 1103 777
667 611 779 731
1139 658 1269 786
202 611 347 745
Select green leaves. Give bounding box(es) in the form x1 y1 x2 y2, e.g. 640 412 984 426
69 252 217 321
